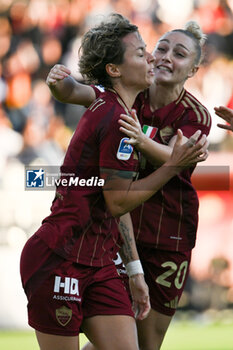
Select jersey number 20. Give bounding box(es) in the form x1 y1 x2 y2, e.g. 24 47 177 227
156 261 188 290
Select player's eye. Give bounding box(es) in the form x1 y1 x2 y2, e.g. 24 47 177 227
156 46 166 52
175 51 185 57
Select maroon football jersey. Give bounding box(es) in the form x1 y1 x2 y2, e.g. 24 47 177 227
131 88 211 251
37 89 138 266
92 86 211 251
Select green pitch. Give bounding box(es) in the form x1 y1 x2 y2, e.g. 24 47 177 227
0 321 232 350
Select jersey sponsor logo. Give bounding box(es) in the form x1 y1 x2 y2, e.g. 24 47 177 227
117 138 133 160
55 305 72 326
54 276 79 296
53 295 81 301
142 125 158 139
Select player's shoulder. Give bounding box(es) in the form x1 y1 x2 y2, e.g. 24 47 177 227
91 84 105 99
86 89 126 129
179 89 211 127
88 90 116 113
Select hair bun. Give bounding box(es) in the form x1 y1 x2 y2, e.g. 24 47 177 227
184 20 206 46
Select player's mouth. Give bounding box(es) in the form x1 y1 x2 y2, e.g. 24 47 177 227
148 67 155 76
157 65 172 73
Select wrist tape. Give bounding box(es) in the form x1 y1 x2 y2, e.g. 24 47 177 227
125 260 144 277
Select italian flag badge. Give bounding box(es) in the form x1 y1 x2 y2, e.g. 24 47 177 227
142 125 158 139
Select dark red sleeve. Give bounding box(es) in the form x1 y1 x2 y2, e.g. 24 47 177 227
91 85 105 99
175 108 211 138
98 106 138 172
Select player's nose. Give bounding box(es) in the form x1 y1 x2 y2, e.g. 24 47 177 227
146 51 155 64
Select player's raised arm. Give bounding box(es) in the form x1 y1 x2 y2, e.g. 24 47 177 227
46 64 96 106
119 110 172 165
214 106 233 132
119 111 209 166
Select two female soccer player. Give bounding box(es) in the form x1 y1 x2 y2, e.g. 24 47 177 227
21 14 208 350
46 17 211 350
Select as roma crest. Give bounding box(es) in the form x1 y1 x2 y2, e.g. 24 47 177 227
56 305 72 326
160 126 174 144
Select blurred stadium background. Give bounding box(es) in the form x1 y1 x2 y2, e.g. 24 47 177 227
0 0 233 348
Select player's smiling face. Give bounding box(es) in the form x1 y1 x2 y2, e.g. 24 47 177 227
152 32 198 86
117 31 155 90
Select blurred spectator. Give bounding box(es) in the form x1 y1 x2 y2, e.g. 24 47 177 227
193 0 233 57
0 106 23 179
193 0 233 35
181 257 232 312
0 16 11 59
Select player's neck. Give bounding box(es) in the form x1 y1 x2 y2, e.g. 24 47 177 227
112 85 139 112
149 83 184 111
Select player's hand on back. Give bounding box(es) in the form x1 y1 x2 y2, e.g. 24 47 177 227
46 64 71 87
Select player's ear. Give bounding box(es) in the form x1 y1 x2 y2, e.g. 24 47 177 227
187 65 199 78
106 63 121 78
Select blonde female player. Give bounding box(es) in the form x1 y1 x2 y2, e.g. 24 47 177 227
46 20 211 350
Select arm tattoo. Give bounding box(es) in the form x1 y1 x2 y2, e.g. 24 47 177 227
118 219 134 263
